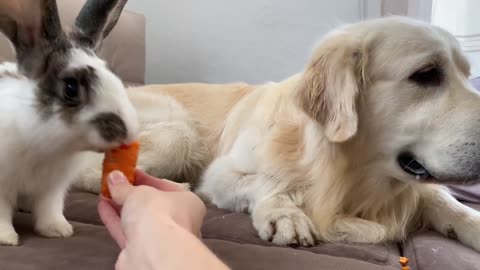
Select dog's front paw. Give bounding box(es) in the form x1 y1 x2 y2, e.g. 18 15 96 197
253 209 318 247
35 217 73 238
0 225 19 246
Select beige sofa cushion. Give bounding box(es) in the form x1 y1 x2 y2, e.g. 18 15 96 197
0 0 146 85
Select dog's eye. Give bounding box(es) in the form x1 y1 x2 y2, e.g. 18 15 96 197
63 77 81 105
409 65 444 87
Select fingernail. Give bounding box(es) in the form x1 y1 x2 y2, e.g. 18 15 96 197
109 171 126 185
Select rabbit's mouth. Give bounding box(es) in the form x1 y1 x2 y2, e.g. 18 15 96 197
86 134 125 154
93 147 110 153
91 141 125 153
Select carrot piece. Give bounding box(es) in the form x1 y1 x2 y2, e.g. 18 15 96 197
399 257 409 266
101 141 140 199
401 266 410 270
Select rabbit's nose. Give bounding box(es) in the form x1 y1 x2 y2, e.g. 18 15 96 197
90 112 127 143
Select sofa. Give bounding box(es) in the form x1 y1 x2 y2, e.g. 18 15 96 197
1 2 480 270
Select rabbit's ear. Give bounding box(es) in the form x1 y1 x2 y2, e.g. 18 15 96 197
0 0 63 76
0 0 62 49
72 0 127 50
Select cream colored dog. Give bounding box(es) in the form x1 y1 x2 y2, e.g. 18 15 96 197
75 16 480 251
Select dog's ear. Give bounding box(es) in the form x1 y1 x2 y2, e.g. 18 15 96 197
297 32 366 143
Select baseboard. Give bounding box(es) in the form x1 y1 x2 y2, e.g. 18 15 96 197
456 34 480 52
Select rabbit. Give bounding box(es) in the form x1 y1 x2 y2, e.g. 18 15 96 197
0 0 138 245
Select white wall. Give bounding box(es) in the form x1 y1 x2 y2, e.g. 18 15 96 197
127 0 479 84
125 0 364 84
431 0 480 78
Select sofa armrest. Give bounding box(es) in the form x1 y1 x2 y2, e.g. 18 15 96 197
0 0 146 85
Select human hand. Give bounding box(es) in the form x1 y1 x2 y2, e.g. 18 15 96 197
98 170 228 270
98 170 206 248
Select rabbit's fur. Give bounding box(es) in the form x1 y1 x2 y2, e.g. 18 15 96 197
0 0 137 245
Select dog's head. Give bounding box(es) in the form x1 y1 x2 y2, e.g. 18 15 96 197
297 16 480 185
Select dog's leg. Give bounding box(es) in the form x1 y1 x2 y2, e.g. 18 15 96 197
200 127 317 246
252 191 318 246
196 154 257 212
197 127 263 210
421 184 480 251
201 161 318 247
323 217 388 243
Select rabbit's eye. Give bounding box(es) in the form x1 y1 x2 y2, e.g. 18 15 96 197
63 78 80 105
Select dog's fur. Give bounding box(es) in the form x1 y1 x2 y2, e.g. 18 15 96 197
76 17 480 251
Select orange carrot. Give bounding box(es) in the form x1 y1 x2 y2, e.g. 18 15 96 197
399 256 409 269
399 257 409 266
101 140 140 199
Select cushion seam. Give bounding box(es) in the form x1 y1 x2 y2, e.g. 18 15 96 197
204 239 399 268
202 236 396 266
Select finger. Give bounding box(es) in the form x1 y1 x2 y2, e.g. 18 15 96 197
99 194 122 215
108 171 135 206
98 199 126 249
134 169 187 192
115 250 128 270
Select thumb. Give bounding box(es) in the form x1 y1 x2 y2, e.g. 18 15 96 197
108 171 135 206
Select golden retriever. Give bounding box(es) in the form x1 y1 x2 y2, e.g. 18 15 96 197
75 16 480 251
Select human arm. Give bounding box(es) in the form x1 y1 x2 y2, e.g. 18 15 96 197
98 170 230 270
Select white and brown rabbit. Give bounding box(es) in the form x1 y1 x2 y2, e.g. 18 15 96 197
0 0 138 245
